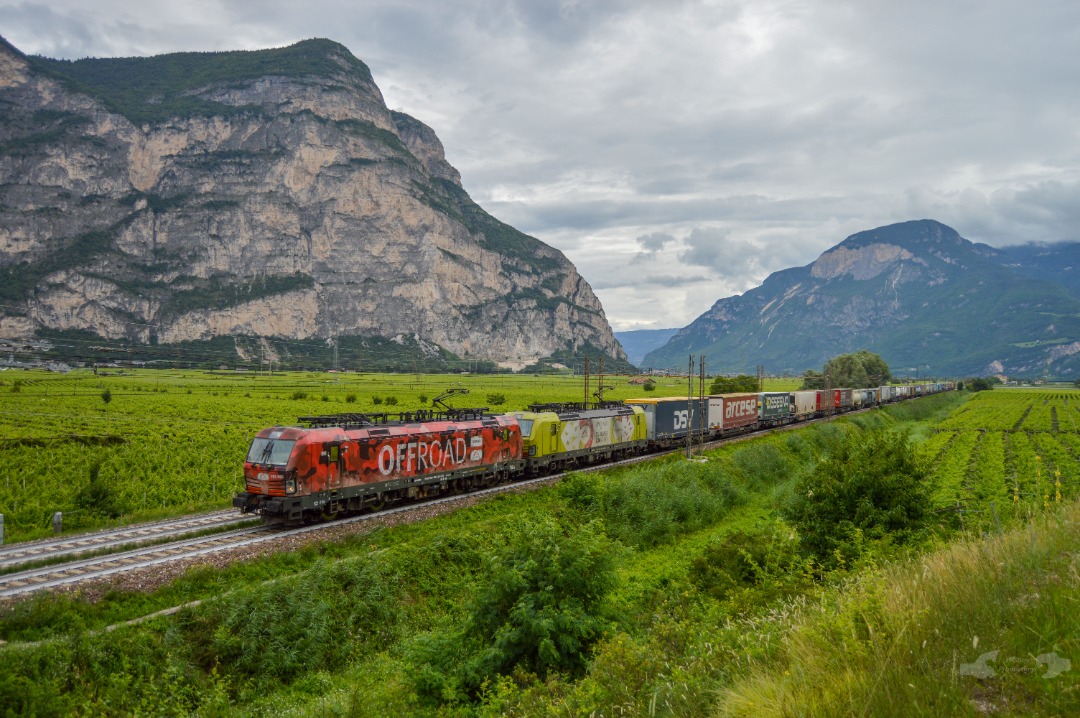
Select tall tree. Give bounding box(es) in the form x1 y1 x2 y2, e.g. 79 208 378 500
803 350 892 389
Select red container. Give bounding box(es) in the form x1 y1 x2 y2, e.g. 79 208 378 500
719 393 759 430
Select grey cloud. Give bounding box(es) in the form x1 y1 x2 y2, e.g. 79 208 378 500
679 227 762 280
637 233 674 252
590 273 714 291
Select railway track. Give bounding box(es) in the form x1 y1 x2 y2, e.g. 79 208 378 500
0 406 867 599
0 474 569 599
0 509 257 572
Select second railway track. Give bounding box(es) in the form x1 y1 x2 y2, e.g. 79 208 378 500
0 509 257 571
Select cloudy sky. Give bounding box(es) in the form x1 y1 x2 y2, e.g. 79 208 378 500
3 1 1080 331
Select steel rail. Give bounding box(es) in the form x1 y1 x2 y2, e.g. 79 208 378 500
0 510 256 569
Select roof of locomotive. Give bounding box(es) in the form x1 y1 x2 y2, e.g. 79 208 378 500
511 403 643 420
254 412 518 440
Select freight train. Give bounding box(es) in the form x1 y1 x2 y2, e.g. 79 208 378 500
234 382 954 524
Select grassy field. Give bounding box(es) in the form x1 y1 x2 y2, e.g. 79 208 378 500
923 390 1076 532
0 369 798 542
3 385 1077 716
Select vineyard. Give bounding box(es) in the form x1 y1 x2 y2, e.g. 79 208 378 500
0 368 797 543
923 389 1076 531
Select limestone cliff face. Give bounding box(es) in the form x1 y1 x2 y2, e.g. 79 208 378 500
0 37 624 364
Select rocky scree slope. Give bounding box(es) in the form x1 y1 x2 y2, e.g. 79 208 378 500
0 37 625 367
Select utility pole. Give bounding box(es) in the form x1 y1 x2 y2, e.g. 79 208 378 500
698 355 707 455
583 355 591 409
597 355 605 403
686 354 694 459
757 364 765 392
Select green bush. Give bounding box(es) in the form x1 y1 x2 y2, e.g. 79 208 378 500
384 396 398 406
485 392 506 406
689 518 811 608
601 461 745 549
469 517 616 675
784 429 930 568
290 390 307 400
709 374 758 394
409 516 618 703
730 442 793 487
557 472 604 515
373 396 383 405
209 557 399 680
345 393 357 403
75 461 122 521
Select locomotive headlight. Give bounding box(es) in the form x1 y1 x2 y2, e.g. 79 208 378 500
286 479 297 494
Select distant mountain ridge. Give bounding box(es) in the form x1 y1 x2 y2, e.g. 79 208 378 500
0 36 626 369
614 328 679 366
644 220 1080 377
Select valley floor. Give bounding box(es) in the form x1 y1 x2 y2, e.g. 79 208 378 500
1 389 1077 717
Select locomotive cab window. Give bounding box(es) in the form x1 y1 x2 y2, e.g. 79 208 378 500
516 419 534 437
246 438 295 466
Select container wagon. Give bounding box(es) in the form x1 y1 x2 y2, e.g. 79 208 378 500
759 392 794 427
624 396 710 448
793 390 819 419
707 393 759 434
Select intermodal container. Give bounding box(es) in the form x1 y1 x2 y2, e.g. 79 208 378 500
879 385 896 402
624 396 709 442
710 393 759 431
835 389 854 409
793 390 818 418
760 392 793 423
816 390 831 412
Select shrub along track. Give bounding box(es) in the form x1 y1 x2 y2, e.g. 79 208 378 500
0 405 895 605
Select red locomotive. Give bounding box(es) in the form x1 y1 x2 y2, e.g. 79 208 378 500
234 410 523 524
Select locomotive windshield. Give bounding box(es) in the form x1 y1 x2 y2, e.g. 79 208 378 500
246 438 296 466
516 419 534 437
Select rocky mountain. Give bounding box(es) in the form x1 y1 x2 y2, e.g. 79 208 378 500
0 37 626 369
614 328 679 367
644 220 1080 378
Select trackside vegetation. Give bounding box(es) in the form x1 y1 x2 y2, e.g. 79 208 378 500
1 386 1077 716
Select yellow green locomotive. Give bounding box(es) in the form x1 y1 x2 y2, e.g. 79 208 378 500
509 403 648 474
